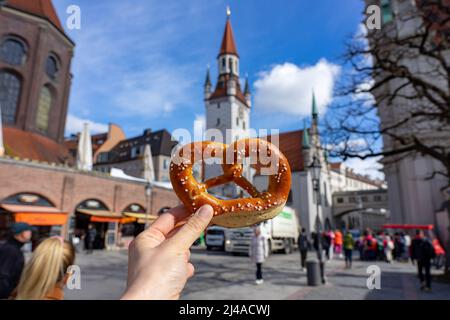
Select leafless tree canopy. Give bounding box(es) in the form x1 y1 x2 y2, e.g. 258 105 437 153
325 0 450 183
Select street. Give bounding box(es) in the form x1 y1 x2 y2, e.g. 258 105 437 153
65 248 450 300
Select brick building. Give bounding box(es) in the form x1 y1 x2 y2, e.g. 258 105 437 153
0 1 180 249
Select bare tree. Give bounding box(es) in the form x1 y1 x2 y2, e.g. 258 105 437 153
325 0 450 185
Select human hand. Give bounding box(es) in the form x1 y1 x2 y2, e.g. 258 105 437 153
121 204 213 300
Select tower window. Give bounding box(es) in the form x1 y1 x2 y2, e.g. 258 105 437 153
36 86 52 132
216 118 221 126
222 58 226 68
236 117 239 126
229 58 233 73
0 38 27 66
0 71 21 124
46 55 59 80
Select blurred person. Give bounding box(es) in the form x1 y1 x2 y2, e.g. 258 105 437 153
343 231 354 269
410 230 435 292
249 225 268 285
384 234 394 263
298 228 310 272
0 223 33 299
85 224 97 254
322 231 331 260
13 237 75 300
121 205 214 299
334 229 343 258
357 234 365 260
403 233 412 261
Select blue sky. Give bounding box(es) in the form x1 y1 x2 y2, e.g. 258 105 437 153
53 0 383 177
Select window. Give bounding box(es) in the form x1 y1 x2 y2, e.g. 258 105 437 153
36 86 52 132
361 196 368 202
374 195 382 202
222 58 226 68
0 71 21 124
163 159 169 169
236 117 239 126
0 38 26 66
131 147 137 158
243 121 246 130
98 152 109 163
46 55 59 79
229 58 233 73
381 0 393 24
217 103 220 109
337 197 344 204
216 118 221 126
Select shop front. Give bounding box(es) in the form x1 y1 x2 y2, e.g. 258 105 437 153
118 204 157 248
0 193 68 249
73 199 123 250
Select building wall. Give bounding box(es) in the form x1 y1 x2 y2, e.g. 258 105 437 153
0 158 180 237
0 7 74 142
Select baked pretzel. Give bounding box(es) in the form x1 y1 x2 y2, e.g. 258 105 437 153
170 138 291 228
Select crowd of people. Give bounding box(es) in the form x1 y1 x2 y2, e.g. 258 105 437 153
296 227 443 292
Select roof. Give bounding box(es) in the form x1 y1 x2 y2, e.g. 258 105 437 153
3 127 73 164
257 130 305 173
99 129 178 164
209 74 249 107
218 18 239 57
5 0 65 34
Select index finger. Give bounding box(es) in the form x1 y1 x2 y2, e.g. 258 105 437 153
149 205 192 237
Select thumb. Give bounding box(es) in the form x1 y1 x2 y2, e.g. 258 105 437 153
167 205 214 252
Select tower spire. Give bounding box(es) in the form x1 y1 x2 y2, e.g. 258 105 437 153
302 119 310 149
204 64 211 87
218 9 239 58
244 74 250 95
312 91 318 119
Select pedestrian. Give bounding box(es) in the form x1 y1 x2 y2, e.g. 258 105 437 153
410 230 436 292
322 231 331 260
334 229 343 258
384 234 394 263
0 222 33 299
13 236 76 300
298 228 309 272
343 231 354 268
249 225 267 285
85 224 97 254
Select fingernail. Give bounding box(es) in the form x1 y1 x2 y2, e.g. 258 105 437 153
197 205 213 218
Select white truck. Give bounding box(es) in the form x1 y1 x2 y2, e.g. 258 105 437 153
224 206 299 255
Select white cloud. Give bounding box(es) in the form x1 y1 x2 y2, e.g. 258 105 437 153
65 114 108 135
254 59 341 117
344 156 385 180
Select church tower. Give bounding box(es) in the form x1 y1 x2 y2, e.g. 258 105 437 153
204 8 251 198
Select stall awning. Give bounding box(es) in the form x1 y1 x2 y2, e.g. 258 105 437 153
76 209 123 223
0 204 68 226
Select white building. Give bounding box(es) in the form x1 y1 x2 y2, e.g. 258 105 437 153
203 11 252 198
365 0 450 225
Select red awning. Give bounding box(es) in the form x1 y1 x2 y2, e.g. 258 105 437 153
1 204 68 226
382 224 434 230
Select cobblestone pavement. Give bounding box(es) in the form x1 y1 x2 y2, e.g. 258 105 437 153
65 248 450 300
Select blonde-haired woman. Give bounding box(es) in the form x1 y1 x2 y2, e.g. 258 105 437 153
14 236 75 300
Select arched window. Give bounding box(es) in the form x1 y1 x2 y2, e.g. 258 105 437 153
0 38 27 66
36 86 52 132
0 71 21 124
46 55 59 79
229 58 233 73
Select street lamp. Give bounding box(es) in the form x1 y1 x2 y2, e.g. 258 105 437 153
309 155 325 284
145 182 152 229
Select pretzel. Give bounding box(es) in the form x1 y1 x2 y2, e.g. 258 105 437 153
169 138 292 228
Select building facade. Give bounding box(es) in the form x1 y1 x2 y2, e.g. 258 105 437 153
365 0 450 225
0 0 74 143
